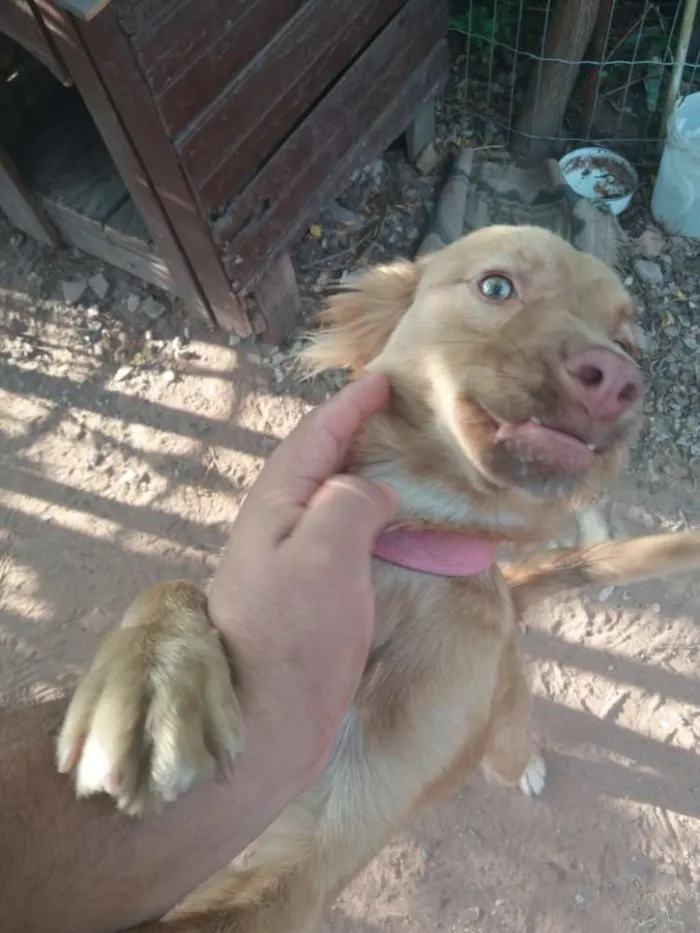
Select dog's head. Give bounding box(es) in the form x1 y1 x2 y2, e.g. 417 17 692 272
304 225 643 501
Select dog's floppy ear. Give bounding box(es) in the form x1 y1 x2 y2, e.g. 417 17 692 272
301 260 419 374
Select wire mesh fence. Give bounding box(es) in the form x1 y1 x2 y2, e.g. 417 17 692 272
451 0 700 165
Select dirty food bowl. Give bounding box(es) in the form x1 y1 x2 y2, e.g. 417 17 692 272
559 146 638 215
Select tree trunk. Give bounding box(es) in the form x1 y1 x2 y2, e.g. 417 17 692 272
512 0 602 163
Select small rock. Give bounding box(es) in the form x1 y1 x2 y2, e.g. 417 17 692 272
59 420 86 441
416 142 440 175
463 906 481 924
126 293 141 314
141 296 167 321
599 585 615 602
228 334 241 347
114 365 133 382
370 158 385 180
161 369 176 386
61 279 87 305
637 226 665 259
635 326 652 353
324 200 361 226
88 449 106 468
88 273 110 300
633 259 663 287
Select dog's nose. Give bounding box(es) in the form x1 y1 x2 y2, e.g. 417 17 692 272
564 347 642 419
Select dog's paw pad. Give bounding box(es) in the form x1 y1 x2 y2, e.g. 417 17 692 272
519 751 546 797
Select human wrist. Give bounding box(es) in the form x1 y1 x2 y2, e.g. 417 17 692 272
206 593 329 802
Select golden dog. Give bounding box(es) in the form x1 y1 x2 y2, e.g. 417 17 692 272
56 226 700 932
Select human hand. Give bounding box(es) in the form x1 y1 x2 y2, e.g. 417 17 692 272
207 372 397 794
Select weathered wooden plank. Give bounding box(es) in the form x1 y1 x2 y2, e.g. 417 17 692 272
41 197 174 292
155 0 305 136
0 0 71 85
75 4 251 335
214 0 447 250
135 0 303 126
0 144 58 246
179 0 405 214
133 0 245 87
35 0 213 325
52 0 113 22
224 37 448 292
106 196 149 241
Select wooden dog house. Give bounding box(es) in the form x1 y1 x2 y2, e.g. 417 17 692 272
0 0 448 341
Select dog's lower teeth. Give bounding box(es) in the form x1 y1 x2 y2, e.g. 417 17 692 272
530 417 542 425
587 444 596 451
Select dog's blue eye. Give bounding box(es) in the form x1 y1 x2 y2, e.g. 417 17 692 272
479 275 515 300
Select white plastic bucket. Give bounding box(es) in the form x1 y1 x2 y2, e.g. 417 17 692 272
651 92 700 238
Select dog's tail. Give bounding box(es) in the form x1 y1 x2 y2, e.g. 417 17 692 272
503 530 700 612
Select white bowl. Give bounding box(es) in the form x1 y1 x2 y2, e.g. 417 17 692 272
559 146 638 215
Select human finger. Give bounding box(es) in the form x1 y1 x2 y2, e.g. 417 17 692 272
293 475 397 570
238 374 390 536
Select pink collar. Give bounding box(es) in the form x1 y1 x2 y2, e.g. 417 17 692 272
373 526 499 578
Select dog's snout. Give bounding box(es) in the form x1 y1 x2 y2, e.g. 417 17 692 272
564 347 642 420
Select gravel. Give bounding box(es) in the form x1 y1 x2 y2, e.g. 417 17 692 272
633 259 665 287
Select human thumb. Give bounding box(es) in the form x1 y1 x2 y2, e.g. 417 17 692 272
298 475 397 557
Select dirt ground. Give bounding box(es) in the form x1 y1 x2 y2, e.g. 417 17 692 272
2 98 700 933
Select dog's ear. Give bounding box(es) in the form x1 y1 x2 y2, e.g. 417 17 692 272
301 260 419 374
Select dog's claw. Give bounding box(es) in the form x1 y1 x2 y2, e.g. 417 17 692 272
519 751 547 797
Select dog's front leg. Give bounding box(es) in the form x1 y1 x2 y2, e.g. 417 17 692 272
57 581 244 816
481 634 546 797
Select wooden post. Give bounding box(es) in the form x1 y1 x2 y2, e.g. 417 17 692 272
254 251 302 345
0 145 58 246
405 99 437 163
578 0 614 140
512 0 601 164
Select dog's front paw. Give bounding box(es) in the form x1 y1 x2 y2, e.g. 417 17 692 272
56 582 244 815
518 750 547 797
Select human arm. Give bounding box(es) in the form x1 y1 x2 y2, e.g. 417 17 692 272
0 373 396 933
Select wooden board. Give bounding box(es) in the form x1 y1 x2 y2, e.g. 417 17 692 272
135 0 305 134
215 0 448 283
214 0 446 247
225 39 447 293
177 0 405 214
0 144 58 246
0 0 71 85
107 196 150 241
72 4 251 335
41 197 174 292
35 0 220 329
